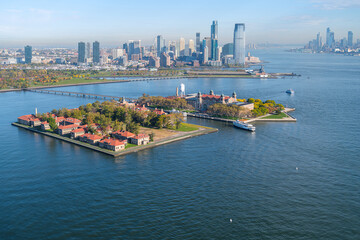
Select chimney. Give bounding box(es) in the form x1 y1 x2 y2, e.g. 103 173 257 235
35 108 38 116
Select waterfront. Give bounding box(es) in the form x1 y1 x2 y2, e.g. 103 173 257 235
1 49 360 239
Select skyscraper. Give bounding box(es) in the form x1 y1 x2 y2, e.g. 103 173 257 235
316 32 321 50
160 52 171 67
93 41 100 63
326 27 331 47
78 42 86 63
348 31 353 47
156 35 164 57
222 43 233 55
24 45 32 64
202 37 212 59
196 33 201 52
189 39 195 55
211 20 218 40
86 42 91 59
211 20 218 60
233 23 245 65
179 38 185 56
203 46 209 64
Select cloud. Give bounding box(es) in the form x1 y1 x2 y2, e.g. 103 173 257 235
311 0 360 10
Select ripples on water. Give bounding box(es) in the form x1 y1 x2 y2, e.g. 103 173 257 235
0 49 360 239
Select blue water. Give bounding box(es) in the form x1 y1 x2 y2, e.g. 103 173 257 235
1 49 359 239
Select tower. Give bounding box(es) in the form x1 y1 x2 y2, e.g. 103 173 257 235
211 20 218 60
93 41 100 63
24 45 32 64
232 91 237 100
196 32 201 52
233 23 245 65
77 42 86 63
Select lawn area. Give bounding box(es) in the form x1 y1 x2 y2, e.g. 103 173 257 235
175 123 199 132
125 143 137 149
262 112 288 119
29 78 112 87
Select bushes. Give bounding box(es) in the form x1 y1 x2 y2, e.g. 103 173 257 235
138 96 193 110
207 103 250 118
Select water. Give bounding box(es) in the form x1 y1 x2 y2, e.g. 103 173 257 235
1 49 360 239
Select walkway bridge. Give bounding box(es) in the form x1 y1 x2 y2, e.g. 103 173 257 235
25 89 137 102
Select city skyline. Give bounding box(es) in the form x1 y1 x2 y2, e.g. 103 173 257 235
1 0 360 48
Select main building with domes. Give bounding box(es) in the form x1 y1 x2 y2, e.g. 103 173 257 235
186 90 253 111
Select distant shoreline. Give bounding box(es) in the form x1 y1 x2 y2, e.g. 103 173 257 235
0 73 299 93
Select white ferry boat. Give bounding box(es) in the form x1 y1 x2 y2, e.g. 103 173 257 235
286 89 295 94
233 120 256 132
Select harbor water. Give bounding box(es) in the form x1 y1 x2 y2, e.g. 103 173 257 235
0 49 359 239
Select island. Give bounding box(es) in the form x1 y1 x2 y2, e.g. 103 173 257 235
12 100 217 157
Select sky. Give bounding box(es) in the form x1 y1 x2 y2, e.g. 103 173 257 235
0 0 360 48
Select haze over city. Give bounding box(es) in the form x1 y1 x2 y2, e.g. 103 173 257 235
1 0 360 47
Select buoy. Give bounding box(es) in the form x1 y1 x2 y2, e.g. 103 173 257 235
296 167 298 171
230 219 232 223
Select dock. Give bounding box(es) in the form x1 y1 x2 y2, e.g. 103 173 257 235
186 108 297 123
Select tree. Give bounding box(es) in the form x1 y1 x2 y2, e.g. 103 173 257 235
149 132 155 142
47 117 57 131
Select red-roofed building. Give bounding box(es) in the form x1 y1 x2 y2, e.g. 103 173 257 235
79 133 103 145
112 130 135 143
64 117 81 125
17 114 41 127
54 116 65 126
41 121 50 130
153 108 166 115
57 124 78 135
99 138 126 151
71 128 85 139
186 90 238 111
135 104 149 112
130 133 150 145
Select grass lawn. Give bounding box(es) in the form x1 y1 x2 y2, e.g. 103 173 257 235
175 123 199 132
262 112 288 119
125 143 137 149
29 78 113 87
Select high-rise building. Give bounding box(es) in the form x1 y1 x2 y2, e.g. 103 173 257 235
179 38 185 56
77 42 86 63
203 46 209 64
222 43 233 55
123 43 128 54
211 20 218 40
149 56 160 68
24 45 32 64
329 32 335 48
326 27 331 47
160 52 171 67
156 35 165 57
189 39 195 55
211 20 218 60
215 46 222 61
196 32 201 52
233 23 245 65
203 37 212 60
93 41 100 63
86 42 91 59
316 32 321 50
348 31 353 47
112 48 124 59
211 39 218 60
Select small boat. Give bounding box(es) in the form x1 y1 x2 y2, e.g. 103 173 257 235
233 120 256 132
286 89 295 94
